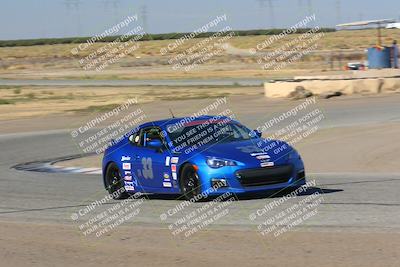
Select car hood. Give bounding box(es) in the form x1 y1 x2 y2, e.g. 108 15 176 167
192 139 293 165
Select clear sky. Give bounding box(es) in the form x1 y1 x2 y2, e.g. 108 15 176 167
1 0 399 40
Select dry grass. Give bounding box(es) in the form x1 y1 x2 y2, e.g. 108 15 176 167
0 85 263 120
1 29 399 80
1 29 398 59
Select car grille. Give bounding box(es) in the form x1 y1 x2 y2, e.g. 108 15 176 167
235 165 293 187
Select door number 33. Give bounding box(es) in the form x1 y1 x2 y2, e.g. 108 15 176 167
141 157 154 179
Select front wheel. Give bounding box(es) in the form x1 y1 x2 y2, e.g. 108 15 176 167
179 164 202 201
105 162 129 199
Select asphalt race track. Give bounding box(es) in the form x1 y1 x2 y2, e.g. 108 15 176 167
1 95 400 233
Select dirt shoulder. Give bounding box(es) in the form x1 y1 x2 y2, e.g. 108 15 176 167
0 221 398 267
0 85 263 121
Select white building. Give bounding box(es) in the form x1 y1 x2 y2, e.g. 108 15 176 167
386 23 400 29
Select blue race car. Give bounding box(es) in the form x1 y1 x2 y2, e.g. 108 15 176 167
102 115 306 200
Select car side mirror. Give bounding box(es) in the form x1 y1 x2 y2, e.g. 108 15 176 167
128 133 140 145
147 139 163 151
252 129 262 138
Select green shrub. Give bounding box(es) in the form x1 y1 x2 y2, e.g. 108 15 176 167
26 92 35 99
0 99 12 105
0 28 336 47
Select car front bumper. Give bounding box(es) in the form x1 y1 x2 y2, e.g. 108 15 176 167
196 161 306 195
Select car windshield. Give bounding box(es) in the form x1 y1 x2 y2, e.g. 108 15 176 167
166 119 254 153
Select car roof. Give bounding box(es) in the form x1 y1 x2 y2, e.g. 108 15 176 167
138 115 237 129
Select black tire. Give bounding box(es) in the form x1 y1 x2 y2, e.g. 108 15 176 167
105 162 129 200
179 164 202 201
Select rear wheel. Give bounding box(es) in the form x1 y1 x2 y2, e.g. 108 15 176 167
180 164 202 201
105 162 129 199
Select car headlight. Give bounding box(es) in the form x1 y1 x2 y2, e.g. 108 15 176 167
288 149 301 160
206 157 237 168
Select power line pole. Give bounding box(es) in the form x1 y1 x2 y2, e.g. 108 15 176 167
101 0 121 25
307 0 313 15
297 0 308 21
256 0 266 29
140 5 148 34
359 12 364 21
336 0 341 24
64 0 82 36
307 0 314 27
267 0 276 29
298 0 303 8
256 0 275 29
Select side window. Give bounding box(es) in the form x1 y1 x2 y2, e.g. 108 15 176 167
140 127 165 148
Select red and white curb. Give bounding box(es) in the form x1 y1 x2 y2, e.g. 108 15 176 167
50 165 102 174
12 153 101 175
